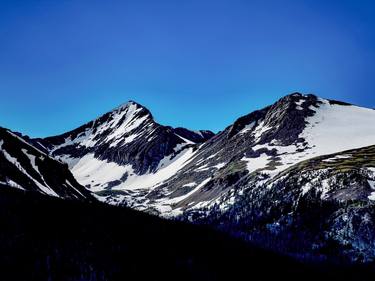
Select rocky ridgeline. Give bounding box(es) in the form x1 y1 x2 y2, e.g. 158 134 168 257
2 92 375 263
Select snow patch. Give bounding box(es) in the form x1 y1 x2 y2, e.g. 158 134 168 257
368 192 375 201
253 121 272 140
240 121 256 134
242 153 271 174
368 180 375 190
183 182 197 188
301 100 375 157
213 162 227 170
322 154 352 163
21 149 40 174
72 148 198 192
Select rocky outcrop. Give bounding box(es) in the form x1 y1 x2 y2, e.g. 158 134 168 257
20 92 375 263
0 127 92 200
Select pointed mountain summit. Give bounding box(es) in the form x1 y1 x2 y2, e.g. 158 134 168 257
33 93 375 214
228 93 321 140
5 92 375 263
123 92 375 215
33 101 214 193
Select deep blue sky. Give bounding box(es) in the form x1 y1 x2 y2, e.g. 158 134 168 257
1 0 375 137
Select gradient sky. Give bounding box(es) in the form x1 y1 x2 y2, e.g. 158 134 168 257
1 0 375 137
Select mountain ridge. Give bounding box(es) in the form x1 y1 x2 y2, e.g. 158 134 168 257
0 127 92 200
2 92 375 263
31 100 214 175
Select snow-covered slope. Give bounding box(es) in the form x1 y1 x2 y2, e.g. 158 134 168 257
14 92 375 262
33 101 214 199
108 93 375 216
181 144 375 262
33 93 375 217
241 96 375 178
0 127 92 200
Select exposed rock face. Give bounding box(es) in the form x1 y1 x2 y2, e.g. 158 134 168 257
134 93 375 215
181 146 375 263
23 92 375 263
227 93 321 144
33 101 213 174
29 101 213 193
0 127 92 200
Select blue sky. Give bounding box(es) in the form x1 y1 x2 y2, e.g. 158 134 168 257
1 0 375 137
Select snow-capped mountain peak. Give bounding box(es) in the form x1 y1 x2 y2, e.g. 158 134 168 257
112 100 153 122
27 93 375 214
5 92 375 263
32 101 214 194
110 93 374 215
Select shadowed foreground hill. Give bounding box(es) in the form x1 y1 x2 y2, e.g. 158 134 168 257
0 188 374 281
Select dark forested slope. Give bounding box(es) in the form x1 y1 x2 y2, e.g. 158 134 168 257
0 187 373 281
